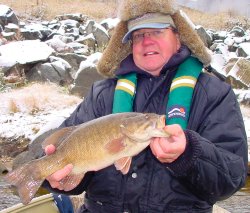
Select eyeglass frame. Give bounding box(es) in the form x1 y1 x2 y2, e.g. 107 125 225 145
129 27 177 44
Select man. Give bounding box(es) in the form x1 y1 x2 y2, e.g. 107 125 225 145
44 0 248 212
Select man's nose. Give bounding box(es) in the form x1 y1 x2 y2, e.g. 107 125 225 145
142 33 154 44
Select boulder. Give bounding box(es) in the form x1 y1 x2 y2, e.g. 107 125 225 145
56 52 87 77
77 33 96 51
0 5 19 28
195 25 212 47
4 23 19 33
84 20 95 35
70 52 103 97
0 40 54 64
0 55 17 73
226 58 250 89
27 58 73 86
229 26 245 37
237 42 250 57
46 37 74 53
92 23 110 49
21 23 52 41
56 13 88 23
67 42 89 55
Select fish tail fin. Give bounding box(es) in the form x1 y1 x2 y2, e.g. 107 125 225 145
5 162 43 205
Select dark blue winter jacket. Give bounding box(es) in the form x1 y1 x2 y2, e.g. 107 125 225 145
45 48 248 213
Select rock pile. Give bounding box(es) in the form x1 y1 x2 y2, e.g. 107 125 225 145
0 5 118 97
0 5 249 101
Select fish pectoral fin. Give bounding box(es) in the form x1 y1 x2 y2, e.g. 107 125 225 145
104 137 126 154
42 126 77 149
114 157 132 175
59 173 85 191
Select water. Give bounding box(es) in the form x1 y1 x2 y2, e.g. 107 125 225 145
0 174 249 212
0 176 20 211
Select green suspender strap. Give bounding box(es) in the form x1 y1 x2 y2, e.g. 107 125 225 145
112 73 137 113
112 56 203 129
166 57 203 129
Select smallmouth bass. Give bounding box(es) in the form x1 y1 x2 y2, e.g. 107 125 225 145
5 112 170 204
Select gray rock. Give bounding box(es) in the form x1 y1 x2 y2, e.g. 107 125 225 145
0 40 54 64
229 26 245 37
56 52 87 77
21 23 52 40
195 25 212 47
60 19 80 29
65 27 80 39
1 31 16 41
77 33 96 51
0 5 19 28
4 23 19 33
236 42 250 57
27 59 73 86
213 31 227 41
93 23 110 49
70 60 103 97
0 55 17 73
67 42 89 55
100 18 119 31
46 37 74 53
226 58 250 89
85 20 95 35
56 13 88 23
53 34 75 43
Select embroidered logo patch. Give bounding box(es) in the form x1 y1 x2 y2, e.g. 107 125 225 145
167 105 187 120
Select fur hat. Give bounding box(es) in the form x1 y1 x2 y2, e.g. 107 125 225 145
97 0 211 77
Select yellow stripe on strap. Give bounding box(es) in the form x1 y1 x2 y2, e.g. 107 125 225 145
115 79 135 96
170 76 197 92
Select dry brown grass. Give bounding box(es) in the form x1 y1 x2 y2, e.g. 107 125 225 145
0 83 81 114
181 6 250 30
1 0 118 21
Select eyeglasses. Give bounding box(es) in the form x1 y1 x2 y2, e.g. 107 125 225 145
131 29 166 44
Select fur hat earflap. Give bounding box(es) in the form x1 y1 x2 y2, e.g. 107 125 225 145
97 0 211 77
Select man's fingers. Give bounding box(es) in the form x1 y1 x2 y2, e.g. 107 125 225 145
164 124 183 137
49 164 73 181
44 144 56 155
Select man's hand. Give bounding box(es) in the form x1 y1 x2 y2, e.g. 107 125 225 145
150 124 186 163
44 144 73 190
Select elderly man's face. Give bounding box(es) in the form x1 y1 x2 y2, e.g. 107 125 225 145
132 28 181 76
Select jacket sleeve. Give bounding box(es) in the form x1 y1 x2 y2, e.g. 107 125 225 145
42 79 115 195
166 77 248 204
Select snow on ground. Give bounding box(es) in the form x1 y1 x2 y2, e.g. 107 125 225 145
0 83 82 141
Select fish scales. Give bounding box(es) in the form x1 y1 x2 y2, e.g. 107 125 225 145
5 112 170 205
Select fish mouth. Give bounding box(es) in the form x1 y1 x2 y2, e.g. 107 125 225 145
156 115 166 128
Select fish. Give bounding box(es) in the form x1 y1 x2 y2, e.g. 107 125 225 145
5 112 170 205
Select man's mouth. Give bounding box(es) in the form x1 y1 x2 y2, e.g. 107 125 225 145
144 51 158 56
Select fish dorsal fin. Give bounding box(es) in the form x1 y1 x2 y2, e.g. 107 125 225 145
114 157 132 175
41 126 77 149
104 137 126 154
59 173 85 191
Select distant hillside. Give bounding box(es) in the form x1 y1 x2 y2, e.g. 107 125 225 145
177 0 250 17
